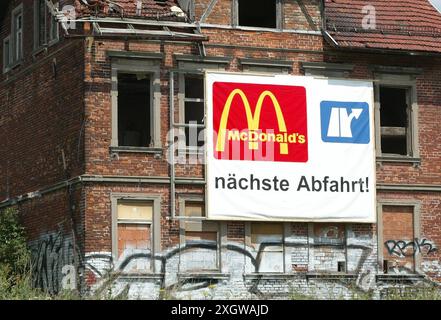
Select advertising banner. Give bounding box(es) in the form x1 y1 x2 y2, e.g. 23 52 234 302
206 73 376 222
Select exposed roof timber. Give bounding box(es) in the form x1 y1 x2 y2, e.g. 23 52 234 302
74 17 198 28
95 26 207 39
200 0 218 24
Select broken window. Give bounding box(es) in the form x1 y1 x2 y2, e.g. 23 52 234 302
117 201 153 271
2 36 11 72
12 5 23 62
250 223 284 273
238 0 277 28
117 73 152 147
184 75 205 148
379 87 410 155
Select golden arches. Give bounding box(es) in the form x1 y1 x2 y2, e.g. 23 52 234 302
216 89 289 155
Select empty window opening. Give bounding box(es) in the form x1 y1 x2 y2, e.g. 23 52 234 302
379 87 409 155
383 260 389 274
337 261 346 272
238 0 277 28
117 73 151 147
184 75 205 147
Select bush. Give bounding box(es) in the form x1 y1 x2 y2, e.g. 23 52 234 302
0 207 51 299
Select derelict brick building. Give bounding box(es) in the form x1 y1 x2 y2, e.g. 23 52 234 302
0 0 440 299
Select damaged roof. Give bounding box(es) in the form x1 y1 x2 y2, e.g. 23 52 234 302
74 0 185 20
324 0 441 54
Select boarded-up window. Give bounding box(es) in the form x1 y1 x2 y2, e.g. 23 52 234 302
382 206 415 273
181 201 205 217
117 201 153 271
182 223 218 272
251 223 284 273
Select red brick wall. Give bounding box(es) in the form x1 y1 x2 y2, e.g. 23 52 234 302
382 205 415 270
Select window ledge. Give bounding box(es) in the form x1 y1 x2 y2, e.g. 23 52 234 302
233 25 282 33
10 59 23 70
48 38 60 48
244 273 293 280
110 146 163 154
305 272 358 280
177 148 205 155
376 156 421 166
376 274 425 282
118 273 164 280
178 272 229 280
32 46 47 57
244 273 358 280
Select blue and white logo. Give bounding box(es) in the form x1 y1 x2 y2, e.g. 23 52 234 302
320 101 370 144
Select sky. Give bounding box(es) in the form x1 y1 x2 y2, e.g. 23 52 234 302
429 0 441 13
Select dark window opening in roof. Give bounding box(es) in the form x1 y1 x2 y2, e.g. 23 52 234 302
117 73 151 147
238 0 277 28
379 87 408 155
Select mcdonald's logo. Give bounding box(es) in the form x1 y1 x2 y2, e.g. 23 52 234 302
213 82 308 162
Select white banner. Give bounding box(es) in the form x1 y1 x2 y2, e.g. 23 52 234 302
206 73 376 222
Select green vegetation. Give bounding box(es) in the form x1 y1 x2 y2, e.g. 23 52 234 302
0 207 49 299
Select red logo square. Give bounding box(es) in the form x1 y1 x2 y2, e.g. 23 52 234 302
213 82 308 162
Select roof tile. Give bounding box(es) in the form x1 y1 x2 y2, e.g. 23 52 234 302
325 0 441 53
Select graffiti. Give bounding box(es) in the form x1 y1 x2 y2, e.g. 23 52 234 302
384 238 438 257
31 230 82 295
82 239 377 299
30 230 437 299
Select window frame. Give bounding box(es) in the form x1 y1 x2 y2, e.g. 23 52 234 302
178 194 206 220
48 2 60 45
110 57 162 152
232 0 283 30
179 74 205 152
111 194 162 273
11 4 24 65
34 0 59 50
179 219 222 273
34 0 47 49
374 74 420 163
245 222 289 273
176 59 227 153
377 200 422 274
